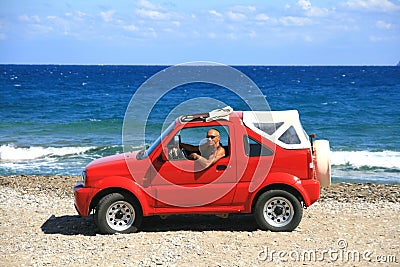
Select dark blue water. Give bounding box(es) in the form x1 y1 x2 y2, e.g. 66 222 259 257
1 65 399 183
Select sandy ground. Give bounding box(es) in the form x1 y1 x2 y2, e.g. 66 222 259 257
0 175 399 266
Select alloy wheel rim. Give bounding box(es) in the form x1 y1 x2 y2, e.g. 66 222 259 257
106 200 135 231
263 196 294 227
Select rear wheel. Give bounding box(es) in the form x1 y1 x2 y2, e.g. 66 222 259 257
95 193 142 234
254 190 303 232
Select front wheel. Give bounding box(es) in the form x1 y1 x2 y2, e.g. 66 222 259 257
254 190 303 232
95 193 143 234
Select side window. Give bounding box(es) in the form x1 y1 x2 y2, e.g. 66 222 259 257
253 122 284 135
278 126 301 144
243 135 273 157
168 125 230 160
179 125 229 148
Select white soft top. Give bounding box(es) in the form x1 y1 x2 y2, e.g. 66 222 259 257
242 110 310 149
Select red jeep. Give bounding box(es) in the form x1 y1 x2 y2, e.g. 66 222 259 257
74 107 331 234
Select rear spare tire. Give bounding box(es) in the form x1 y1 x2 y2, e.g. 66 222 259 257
313 140 331 187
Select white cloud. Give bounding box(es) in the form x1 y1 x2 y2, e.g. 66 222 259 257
255 13 270 21
134 0 175 20
297 0 329 17
376 20 392 29
368 35 396 41
304 35 313 42
18 15 41 23
76 11 87 19
29 23 54 34
231 5 256 13
10 1 395 51
226 11 246 21
279 16 312 26
147 27 157 38
344 0 400 12
123 25 138 31
209 10 222 17
100 10 115 23
65 11 86 20
255 13 278 24
298 0 312 10
248 30 257 38
224 5 256 22
136 9 170 20
332 23 360 32
17 14 73 36
41 13 90 37
138 0 160 10
208 6 255 22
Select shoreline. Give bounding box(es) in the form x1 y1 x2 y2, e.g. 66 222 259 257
1 175 399 266
1 175 399 203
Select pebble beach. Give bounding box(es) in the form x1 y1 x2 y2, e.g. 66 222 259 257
0 175 399 266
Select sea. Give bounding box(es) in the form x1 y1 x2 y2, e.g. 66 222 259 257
1 64 399 184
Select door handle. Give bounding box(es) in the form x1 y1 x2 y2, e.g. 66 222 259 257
216 165 227 170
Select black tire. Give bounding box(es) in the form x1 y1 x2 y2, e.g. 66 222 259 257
254 190 303 232
95 193 143 234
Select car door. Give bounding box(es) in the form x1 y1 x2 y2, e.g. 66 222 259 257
150 123 237 208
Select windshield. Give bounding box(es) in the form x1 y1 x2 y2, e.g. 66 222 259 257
136 121 176 160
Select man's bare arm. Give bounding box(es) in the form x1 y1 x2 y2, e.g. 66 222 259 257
190 147 225 168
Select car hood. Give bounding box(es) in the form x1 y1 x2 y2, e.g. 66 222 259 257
86 152 135 168
85 151 141 178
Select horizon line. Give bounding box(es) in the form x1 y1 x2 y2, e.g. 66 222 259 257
0 63 398 67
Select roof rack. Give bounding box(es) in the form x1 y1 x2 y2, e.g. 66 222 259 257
180 106 233 122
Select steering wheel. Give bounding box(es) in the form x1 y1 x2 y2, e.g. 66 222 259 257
168 147 186 160
180 148 189 159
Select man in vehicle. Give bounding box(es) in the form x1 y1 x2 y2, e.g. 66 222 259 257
179 128 225 168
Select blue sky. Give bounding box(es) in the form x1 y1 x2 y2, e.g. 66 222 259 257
0 0 399 65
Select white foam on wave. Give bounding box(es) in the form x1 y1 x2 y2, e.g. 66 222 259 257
0 144 95 161
331 150 400 169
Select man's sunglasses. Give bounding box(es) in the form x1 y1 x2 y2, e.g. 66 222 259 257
206 135 217 139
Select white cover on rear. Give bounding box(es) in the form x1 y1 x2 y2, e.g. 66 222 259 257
242 110 310 150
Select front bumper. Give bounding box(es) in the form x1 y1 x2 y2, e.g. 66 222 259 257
74 182 93 217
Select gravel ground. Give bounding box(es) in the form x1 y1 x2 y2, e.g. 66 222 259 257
0 175 399 266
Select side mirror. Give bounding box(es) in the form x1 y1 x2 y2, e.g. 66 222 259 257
161 147 169 162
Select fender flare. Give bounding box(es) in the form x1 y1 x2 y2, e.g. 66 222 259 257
90 176 153 216
248 172 313 210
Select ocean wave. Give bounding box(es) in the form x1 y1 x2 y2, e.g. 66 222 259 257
0 144 141 176
0 144 95 161
331 150 400 170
